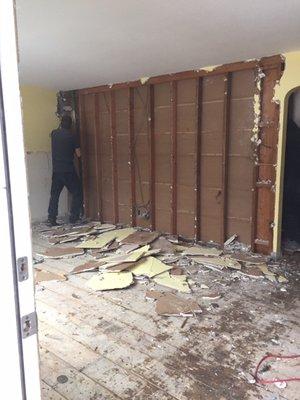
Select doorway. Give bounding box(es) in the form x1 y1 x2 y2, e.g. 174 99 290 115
281 89 300 250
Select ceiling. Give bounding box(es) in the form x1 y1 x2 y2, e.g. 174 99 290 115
16 0 300 90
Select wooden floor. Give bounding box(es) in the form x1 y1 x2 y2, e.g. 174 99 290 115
32 230 300 400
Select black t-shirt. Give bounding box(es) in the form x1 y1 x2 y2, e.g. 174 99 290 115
51 128 80 172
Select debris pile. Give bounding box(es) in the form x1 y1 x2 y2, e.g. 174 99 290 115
35 222 289 316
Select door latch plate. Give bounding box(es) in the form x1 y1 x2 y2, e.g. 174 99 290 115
21 312 37 338
17 256 28 281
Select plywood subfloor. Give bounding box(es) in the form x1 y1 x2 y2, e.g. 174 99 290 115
32 232 300 400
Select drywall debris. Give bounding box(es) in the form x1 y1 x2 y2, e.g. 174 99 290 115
145 290 164 300
224 234 238 247
35 269 66 283
114 228 137 242
200 284 209 289
129 256 172 278
151 236 175 254
121 230 160 246
107 261 137 272
70 260 101 275
36 247 85 259
183 245 222 257
78 228 136 249
201 293 221 300
117 243 140 254
155 293 201 316
191 256 241 270
153 271 191 293
90 240 120 257
140 76 149 85
238 266 265 279
170 267 184 275
230 252 268 264
102 245 150 269
200 64 219 73
86 271 134 291
278 275 288 283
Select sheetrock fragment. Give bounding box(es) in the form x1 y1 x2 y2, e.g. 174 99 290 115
257 263 275 276
70 260 101 275
201 293 221 300
153 271 191 293
200 284 209 289
107 261 137 272
36 247 85 259
117 243 140 254
145 290 164 300
151 236 175 254
78 228 136 249
231 253 268 264
278 275 288 283
103 245 150 268
114 228 137 242
239 266 264 279
86 271 133 291
155 293 201 316
191 256 241 270
170 267 184 275
35 269 66 283
140 76 149 85
121 230 160 246
224 234 238 247
183 245 222 257
129 256 172 278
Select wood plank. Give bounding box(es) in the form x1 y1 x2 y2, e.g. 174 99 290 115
128 87 136 226
77 94 89 216
94 94 102 220
170 81 178 235
110 91 119 223
195 77 203 241
221 73 231 244
149 85 155 230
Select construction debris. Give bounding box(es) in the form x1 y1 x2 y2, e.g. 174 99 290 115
151 236 175 254
86 271 134 291
35 269 66 283
183 245 222 257
36 247 85 259
153 271 191 293
121 230 160 246
224 234 238 247
153 292 202 316
129 256 173 278
70 260 101 274
191 255 241 270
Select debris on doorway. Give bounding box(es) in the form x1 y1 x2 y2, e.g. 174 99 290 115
36 246 85 259
86 271 134 291
35 269 67 283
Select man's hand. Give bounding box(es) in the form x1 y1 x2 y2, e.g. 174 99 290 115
75 148 81 158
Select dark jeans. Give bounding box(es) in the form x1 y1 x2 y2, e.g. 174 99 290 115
48 171 83 221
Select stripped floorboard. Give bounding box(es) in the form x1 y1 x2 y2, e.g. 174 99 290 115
33 230 300 400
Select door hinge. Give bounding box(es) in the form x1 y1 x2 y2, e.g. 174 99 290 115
17 256 28 282
21 312 37 338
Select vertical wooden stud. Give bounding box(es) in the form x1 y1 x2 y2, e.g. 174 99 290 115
128 87 136 226
221 72 231 244
195 78 203 241
94 94 102 221
148 85 155 230
110 91 119 224
170 81 178 235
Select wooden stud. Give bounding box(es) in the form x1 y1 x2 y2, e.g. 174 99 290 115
128 87 136 226
77 94 89 217
110 91 119 224
94 94 102 221
221 73 231 245
195 78 203 241
148 85 155 230
170 81 178 235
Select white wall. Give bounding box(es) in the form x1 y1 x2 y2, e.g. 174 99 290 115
26 151 68 222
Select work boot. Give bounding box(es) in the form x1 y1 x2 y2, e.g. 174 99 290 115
47 218 60 227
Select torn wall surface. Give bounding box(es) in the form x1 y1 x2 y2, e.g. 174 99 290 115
75 55 283 254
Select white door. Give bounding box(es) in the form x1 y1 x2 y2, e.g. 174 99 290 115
0 0 41 398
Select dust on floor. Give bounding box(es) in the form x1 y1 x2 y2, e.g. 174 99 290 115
32 222 300 400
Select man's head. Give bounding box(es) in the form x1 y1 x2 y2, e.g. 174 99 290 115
60 115 72 129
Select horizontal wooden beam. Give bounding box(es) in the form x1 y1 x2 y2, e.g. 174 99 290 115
78 55 283 95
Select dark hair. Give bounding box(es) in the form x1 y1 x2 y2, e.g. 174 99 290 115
61 115 72 129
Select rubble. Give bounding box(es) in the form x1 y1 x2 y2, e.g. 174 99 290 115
86 271 134 291
35 269 67 283
36 247 85 259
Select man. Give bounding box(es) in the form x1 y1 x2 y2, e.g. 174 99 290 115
47 115 83 226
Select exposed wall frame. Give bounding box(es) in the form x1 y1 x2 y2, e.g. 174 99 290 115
76 55 283 254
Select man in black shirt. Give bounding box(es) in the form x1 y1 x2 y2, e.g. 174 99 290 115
47 115 83 226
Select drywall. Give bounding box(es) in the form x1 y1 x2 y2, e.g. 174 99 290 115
20 85 68 221
273 51 300 254
16 0 300 90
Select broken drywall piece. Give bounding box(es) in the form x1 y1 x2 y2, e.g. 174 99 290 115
145 290 164 300
239 266 265 279
86 271 133 291
117 243 140 254
140 76 149 85
200 284 209 289
170 267 184 275
153 271 191 293
129 256 172 278
278 275 288 283
36 247 85 259
224 234 238 247
35 269 66 283
183 245 222 257
90 240 119 257
151 236 175 254
155 293 201 316
77 228 136 249
121 230 160 246
70 260 101 275
101 245 150 269
191 256 241 270
106 261 137 272
230 253 268 264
